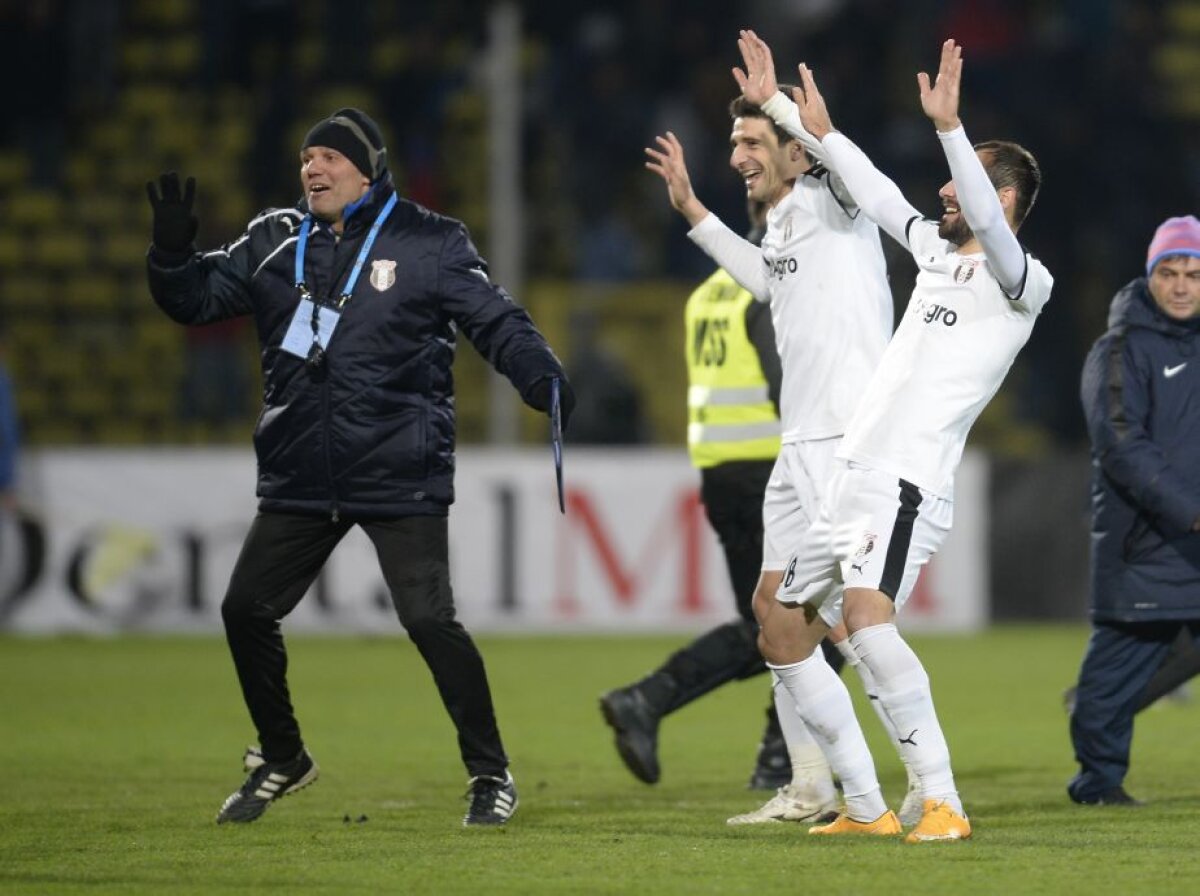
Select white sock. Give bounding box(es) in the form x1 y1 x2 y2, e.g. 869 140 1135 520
838 638 921 792
770 671 836 805
850 623 962 815
769 648 887 822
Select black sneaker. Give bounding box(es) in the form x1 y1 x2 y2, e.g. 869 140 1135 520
599 686 661 784
216 747 319 824
463 772 518 826
747 709 790 790
1072 785 1144 807
1092 786 1144 807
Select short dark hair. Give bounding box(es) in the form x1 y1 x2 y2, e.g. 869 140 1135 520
728 84 801 146
974 140 1041 228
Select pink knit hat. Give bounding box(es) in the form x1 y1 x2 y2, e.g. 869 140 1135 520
1146 215 1200 275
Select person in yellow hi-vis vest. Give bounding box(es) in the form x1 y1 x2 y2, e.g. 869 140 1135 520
601 202 847 793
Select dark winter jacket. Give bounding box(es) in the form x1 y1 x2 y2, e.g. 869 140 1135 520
1080 278 1200 622
147 178 566 518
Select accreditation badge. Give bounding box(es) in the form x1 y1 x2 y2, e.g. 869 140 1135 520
281 298 340 359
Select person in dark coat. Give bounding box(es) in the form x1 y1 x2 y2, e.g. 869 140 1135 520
146 108 574 827
1069 214 1200 806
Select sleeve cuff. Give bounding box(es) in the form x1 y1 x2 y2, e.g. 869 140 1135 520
935 124 968 142
687 213 722 242
148 245 193 268
761 91 793 121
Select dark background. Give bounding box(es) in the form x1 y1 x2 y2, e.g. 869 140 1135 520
0 0 1194 455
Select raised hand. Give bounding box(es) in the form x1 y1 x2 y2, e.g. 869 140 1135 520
644 132 707 226
793 63 835 141
918 39 962 132
733 29 779 106
146 172 198 253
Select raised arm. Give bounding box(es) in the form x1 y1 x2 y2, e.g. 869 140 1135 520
645 130 767 297
644 131 710 229
920 39 1026 295
790 63 921 246
732 30 826 163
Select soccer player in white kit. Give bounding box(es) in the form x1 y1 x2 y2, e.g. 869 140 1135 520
739 33 1053 842
644 57 916 824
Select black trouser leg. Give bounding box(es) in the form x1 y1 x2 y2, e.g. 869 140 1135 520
364 516 507 779
221 511 350 762
646 463 845 715
636 464 771 714
654 619 765 713
700 463 773 627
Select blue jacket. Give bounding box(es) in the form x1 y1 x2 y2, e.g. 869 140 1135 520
1080 278 1200 622
148 178 566 519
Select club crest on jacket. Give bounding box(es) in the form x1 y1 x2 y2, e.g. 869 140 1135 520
370 259 397 291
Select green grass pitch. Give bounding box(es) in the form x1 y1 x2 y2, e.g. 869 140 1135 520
1 626 1197 894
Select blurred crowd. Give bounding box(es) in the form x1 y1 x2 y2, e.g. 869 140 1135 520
521 0 1198 445
0 0 1195 448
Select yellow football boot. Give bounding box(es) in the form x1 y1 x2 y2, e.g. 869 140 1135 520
904 799 972 843
808 809 902 836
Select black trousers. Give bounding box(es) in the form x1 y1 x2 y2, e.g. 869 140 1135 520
220 510 507 778
653 460 843 715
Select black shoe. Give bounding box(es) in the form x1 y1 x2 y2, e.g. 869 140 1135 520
747 764 791 790
599 686 661 784
1074 786 1144 807
747 711 790 790
463 772 518 826
216 747 319 824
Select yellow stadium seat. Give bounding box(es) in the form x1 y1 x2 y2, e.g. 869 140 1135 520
2 274 53 309
64 273 121 311
6 191 62 228
128 0 194 28
0 152 31 192
34 231 92 271
0 232 22 269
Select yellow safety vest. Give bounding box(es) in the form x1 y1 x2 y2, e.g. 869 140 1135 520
684 269 782 468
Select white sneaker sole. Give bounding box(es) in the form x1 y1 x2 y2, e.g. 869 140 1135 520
727 804 837 825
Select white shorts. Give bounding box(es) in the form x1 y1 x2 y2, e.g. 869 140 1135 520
761 437 841 571
776 461 953 627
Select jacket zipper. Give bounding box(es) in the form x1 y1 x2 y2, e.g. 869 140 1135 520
324 228 343 524
322 372 339 522
314 213 369 524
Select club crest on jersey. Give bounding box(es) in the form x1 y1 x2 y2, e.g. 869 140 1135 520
953 259 979 284
854 533 877 559
369 259 397 291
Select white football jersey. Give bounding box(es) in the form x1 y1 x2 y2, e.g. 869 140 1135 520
839 217 1053 498
690 171 893 444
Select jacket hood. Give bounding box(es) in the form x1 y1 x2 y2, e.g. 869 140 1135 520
1106 277 1200 337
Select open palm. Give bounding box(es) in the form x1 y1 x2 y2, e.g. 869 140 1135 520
918 39 962 131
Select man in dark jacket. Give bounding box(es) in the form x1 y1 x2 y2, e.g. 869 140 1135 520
146 108 575 827
1069 214 1200 806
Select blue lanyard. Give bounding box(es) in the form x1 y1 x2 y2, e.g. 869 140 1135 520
293 192 398 306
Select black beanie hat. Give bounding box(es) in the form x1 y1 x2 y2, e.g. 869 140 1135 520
301 108 388 181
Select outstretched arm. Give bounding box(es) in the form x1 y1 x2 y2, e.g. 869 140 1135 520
646 130 767 298
790 63 921 246
644 131 710 228
920 39 1026 296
